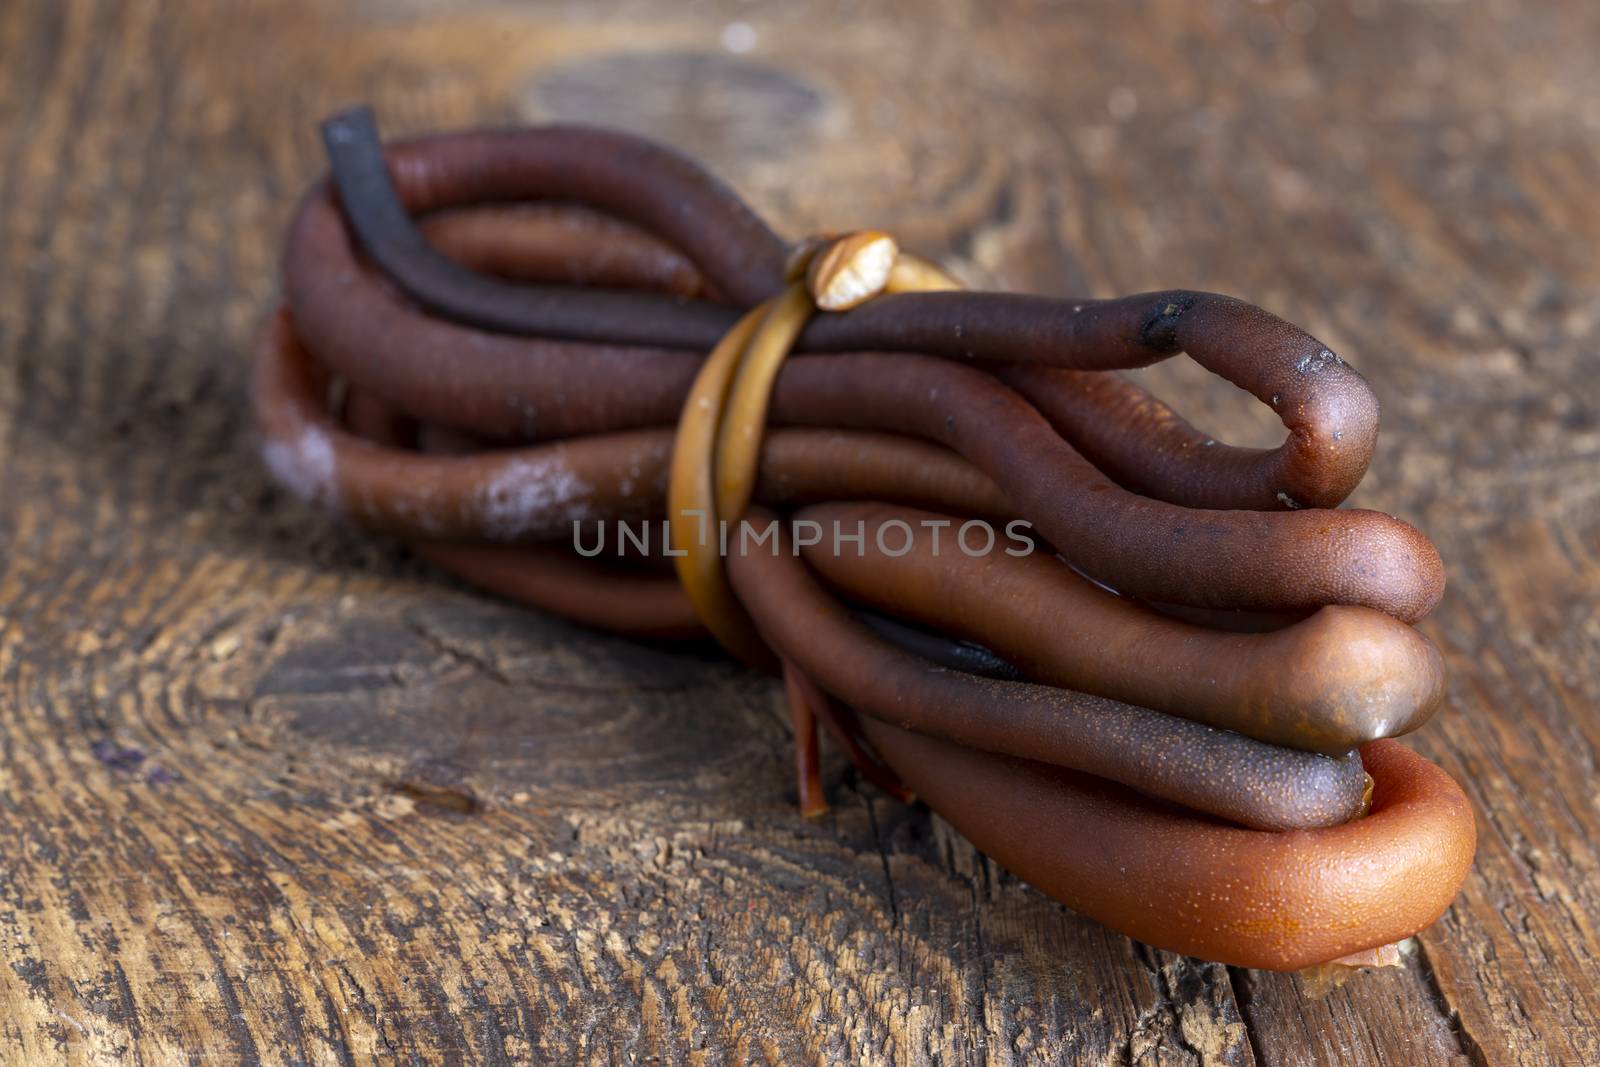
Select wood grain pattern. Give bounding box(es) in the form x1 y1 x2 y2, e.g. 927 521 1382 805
1 0 1596 1062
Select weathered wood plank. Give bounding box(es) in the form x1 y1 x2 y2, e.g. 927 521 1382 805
1 0 1597 1063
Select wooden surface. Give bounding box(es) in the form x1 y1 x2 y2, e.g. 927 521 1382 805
1 0 1597 1063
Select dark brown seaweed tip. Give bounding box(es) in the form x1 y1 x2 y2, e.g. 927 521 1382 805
320 103 379 151
1274 605 1449 750
1371 515 1448 624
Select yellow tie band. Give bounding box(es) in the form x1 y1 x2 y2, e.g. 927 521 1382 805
667 232 961 672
